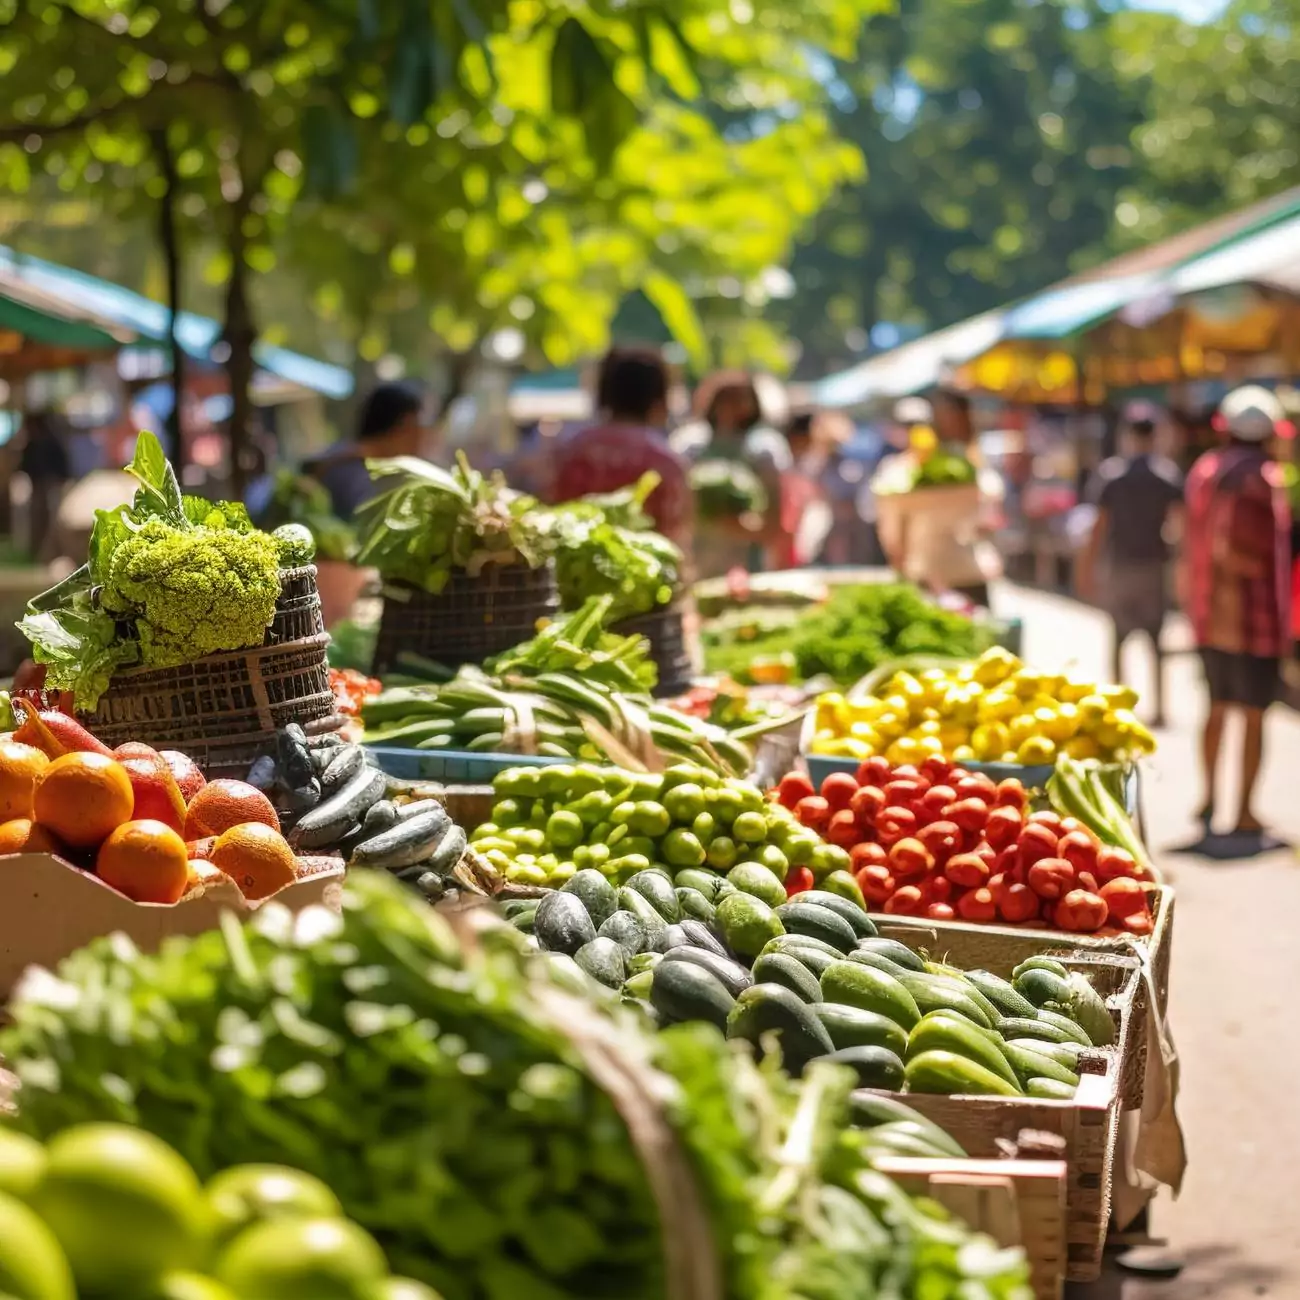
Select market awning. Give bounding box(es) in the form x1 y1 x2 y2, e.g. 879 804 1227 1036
0 265 136 377
0 247 353 400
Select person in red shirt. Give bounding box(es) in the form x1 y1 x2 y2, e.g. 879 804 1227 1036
548 347 691 549
1181 385 1292 837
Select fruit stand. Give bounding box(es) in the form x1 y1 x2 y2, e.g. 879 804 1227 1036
0 439 1184 1300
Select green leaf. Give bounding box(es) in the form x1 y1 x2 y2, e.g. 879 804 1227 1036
125 431 185 525
88 507 132 583
643 270 707 370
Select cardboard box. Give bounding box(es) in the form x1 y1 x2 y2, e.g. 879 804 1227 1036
0 852 345 1000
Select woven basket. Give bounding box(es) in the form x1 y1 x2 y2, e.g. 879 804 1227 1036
615 598 696 697
372 562 559 674
267 564 326 644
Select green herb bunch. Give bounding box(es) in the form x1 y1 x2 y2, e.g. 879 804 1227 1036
354 453 552 594
19 432 283 709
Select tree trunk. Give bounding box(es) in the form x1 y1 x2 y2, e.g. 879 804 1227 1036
151 128 185 467
223 250 256 499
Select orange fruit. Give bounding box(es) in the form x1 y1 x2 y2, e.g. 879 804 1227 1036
96 820 191 904
117 755 188 835
0 740 50 820
0 818 63 856
160 751 207 804
183 781 279 841
210 823 297 901
186 859 225 891
33 752 135 850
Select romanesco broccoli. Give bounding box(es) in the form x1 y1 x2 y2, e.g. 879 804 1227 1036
101 519 282 667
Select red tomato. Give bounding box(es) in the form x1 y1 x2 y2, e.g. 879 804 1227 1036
889 837 935 879
1096 846 1139 882
794 796 831 832
998 882 1041 923
926 902 957 921
918 785 957 820
820 771 860 812
929 874 953 902
1016 823 1060 868
916 819 961 864
849 785 886 828
1121 910 1154 936
957 886 997 922
876 806 918 845
945 852 991 889
994 778 1028 809
826 808 861 849
850 841 888 870
1058 830 1100 876
1054 889 1109 933
858 756 893 787
944 798 989 834
883 884 927 915
984 805 1022 851
1099 876 1148 919
856 863 896 905
1027 857 1075 901
955 773 998 802
1028 810 1064 835
920 755 952 785
884 778 926 808
776 771 816 810
785 866 815 897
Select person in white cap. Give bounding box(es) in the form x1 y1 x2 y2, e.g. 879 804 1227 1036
1181 384 1291 839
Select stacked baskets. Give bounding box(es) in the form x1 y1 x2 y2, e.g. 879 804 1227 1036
83 565 337 776
371 562 559 675
614 598 696 697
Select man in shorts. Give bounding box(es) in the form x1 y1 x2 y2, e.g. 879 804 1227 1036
1077 404 1183 727
1182 386 1291 836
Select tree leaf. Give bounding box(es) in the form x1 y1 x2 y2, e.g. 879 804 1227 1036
643 269 708 370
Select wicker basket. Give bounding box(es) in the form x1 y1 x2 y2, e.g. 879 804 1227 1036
372 562 559 674
614 598 696 697
267 564 326 644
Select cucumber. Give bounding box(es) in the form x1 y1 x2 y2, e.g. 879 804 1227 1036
1002 1043 1080 1089
661 947 753 999
1004 1039 1083 1071
597 911 648 957
656 924 691 952
726 861 787 909
854 937 927 973
904 1049 1024 1097
1035 1009 1094 1048
964 970 1039 1020
761 937 840 979
922 969 1002 1026
575 938 628 988
351 805 454 870
751 953 823 1004
625 869 682 923
863 1124 963 1159
545 952 597 998
812 1004 907 1058
893 972 992 1029
626 952 662 976
1027 1077 1078 1100
727 984 835 1073
797 891 878 938
846 1095 967 1157
501 899 540 921
812 1046 905 1090
651 961 736 1032
774 902 858 953
562 870 619 927
534 892 598 955
906 1012 1021 1090
678 919 728 958
426 824 467 873
1013 956 1071 982
1014 968 1075 1008
716 892 785 959
617 888 669 950
845 949 914 980
820 962 921 1030
674 869 730 902
675 888 718 923
994 1016 1079 1047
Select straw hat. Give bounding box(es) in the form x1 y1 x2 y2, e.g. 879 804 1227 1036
1219 385 1284 442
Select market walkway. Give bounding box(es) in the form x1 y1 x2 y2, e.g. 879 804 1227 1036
996 586 1300 1300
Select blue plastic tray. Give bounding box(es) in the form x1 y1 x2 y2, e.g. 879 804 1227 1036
366 747 566 783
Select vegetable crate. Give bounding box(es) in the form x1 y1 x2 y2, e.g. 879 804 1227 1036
371 562 559 675
868 956 1138 1283
875 1150 1068 1300
873 886 1173 1112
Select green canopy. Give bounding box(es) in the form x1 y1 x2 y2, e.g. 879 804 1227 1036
0 292 123 351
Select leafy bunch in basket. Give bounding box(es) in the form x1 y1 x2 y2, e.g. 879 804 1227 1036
20 432 294 710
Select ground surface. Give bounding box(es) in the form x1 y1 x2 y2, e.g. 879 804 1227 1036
995 586 1298 1300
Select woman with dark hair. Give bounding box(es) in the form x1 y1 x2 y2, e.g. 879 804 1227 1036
548 346 691 546
311 381 432 520
670 371 792 577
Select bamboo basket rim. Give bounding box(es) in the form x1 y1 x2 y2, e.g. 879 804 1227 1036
100 631 331 683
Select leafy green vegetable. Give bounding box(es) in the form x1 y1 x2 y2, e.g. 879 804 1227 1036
355 453 552 594
261 471 357 562
873 445 978 495
702 583 994 685
552 474 681 622
690 459 768 519
0 872 1032 1300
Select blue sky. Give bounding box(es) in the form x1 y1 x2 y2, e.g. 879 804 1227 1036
1133 0 1227 19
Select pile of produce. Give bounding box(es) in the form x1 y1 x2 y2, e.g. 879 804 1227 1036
511 865 1114 1099
807 646 1157 766
0 872 1034 1300
355 453 552 593
872 430 978 495
665 678 805 731
330 667 382 719
702 583 994 686
471 761 851 890
551 473 682 622
363 601 751 775
19 433 306 710
778 756 1156 935
0 1122 439 1300
688 458 768 521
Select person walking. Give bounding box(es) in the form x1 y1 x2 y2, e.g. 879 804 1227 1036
1182 385 1291 839
548 347 692 548
1076 405 1184 728
18 413 71 562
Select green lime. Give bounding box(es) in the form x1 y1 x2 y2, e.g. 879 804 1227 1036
662 783 707 825
145 1273 240 1300
661 829 706 869
544 810 584 849
205 1165 343 1247
32 1124 209 1294
756 844 789 880
810 843 852 880
629 801 671 838
0 1189 75 1300
380 1279 445 1300
0 1129 46 1200
690 811 717 845
705 836 739 871
732 811 769 844
492 798 525 827
216 1217 389 1300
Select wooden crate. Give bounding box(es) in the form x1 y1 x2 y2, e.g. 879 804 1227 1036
875 1153 1067 1300
873 885 1173 1112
